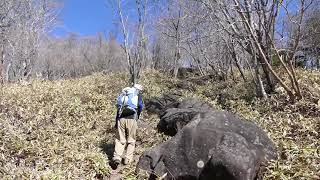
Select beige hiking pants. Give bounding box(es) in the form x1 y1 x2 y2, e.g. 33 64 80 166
113 117 138 163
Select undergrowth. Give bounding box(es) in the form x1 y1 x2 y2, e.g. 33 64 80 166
0 69 319 179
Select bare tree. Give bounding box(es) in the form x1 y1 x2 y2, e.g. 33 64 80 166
233 0 315 101
36 32 126 80
0 0 17 83
1 0 61 82
300 5 320 69
158 1 186 78
114 0 150 84
188 0 316 102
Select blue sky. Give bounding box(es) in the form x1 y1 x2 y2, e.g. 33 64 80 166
51 0 303 39
51 0 163 39
51 0 133 37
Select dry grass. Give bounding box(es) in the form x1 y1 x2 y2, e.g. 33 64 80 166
0 69 319 179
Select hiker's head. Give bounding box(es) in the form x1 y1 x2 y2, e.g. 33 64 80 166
134 84 144 92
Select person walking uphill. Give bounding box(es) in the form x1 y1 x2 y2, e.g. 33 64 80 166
112 84 144 168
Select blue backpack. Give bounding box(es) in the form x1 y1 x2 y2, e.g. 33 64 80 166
117 87 139 116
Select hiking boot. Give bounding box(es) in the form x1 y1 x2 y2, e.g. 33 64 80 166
114 159 121 165
110 159 121 170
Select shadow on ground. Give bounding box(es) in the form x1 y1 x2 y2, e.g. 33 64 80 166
100 138 119 171
100 142 114 161
100 140 123 180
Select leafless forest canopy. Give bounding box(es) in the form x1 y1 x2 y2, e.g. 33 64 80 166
1 0 320 101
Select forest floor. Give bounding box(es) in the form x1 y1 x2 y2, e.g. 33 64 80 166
0 69 319 179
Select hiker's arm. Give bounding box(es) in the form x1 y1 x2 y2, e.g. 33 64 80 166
137 95 144 119
116 108 120 120
114 107 120 128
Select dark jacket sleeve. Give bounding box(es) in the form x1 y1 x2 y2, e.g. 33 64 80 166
114 108 120 128
137 95 144 119
115 108 120 120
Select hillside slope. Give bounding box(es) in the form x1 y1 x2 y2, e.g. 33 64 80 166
0 70 319 179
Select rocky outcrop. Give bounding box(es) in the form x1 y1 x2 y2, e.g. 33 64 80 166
137 102 277 180
144 92 182 115
158 98 211 136
177 98 212 110
157 98 212 136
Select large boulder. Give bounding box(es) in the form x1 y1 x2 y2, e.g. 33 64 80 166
158 98 212 136
137 110 277 180
177 98 212 110
157 108 201 136
145 92 182 115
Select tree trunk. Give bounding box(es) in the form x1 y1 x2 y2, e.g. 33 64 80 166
0 43 4 84
5 61 11 82
255 69 268 99
254 56 267 99
230 61 236 82
173 64 179 78
173 47 180 78
257 55 275 93
231 50 246 82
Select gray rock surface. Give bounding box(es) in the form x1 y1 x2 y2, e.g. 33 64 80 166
137 109 277 180
145 93 182 115
158 98 212 136
177 98 212 110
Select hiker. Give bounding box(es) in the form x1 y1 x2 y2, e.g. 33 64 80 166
112 84 144 167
